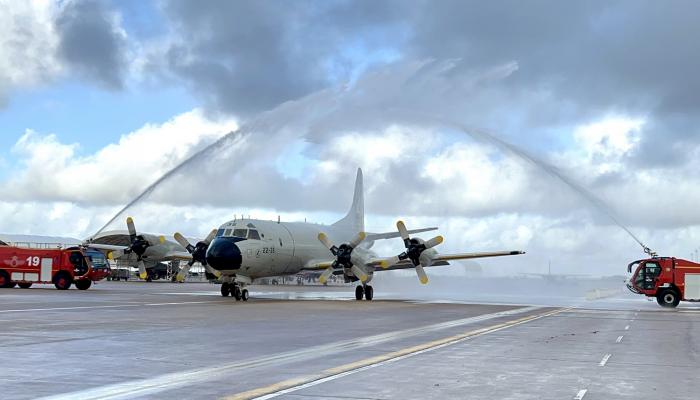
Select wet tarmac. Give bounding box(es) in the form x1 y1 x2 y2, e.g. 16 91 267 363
1 281 699 399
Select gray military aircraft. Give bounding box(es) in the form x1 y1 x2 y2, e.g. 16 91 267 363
86 169 525 300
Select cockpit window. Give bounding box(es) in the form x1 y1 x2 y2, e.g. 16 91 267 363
233 229 248 238
247 223 256 228
248 229 260 240
224 229 232 237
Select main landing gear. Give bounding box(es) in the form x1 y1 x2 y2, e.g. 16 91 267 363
355 284 374 301
220 282 249 302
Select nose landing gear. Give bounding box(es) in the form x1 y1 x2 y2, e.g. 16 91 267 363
355 284 374 301
220 281 249 301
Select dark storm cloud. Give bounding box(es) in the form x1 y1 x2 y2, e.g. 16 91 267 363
155 0 700 163
55 0 128 89
400 1 700 166
157 0 404 117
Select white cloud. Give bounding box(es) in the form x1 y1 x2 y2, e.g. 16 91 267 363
6 109 237 204
0 0 62 100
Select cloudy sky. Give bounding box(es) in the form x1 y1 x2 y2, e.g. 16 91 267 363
2 0 700 275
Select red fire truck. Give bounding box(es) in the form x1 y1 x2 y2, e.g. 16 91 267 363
0 245 110 290
626 257 700 308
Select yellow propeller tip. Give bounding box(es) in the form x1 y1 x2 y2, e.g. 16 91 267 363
436 236 444 244
420 277 429 284
107 251 113 260
358 232 366 240
127 217 133 223
319 277 327 284
379 260 389 269
139 273 147 279
159 236 166 244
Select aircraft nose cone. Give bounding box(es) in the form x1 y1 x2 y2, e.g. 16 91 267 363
206 238 242 271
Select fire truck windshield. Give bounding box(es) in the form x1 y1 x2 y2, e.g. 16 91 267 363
88 252 108 269
630 261 662 291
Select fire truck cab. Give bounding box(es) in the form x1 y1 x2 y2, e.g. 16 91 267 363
626 257 700 308
0 245 110 290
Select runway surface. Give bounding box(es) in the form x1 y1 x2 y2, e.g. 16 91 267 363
1 280 699 399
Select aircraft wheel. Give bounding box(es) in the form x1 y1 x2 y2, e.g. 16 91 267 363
656 289 680 308
355 285 364 301
220 282 230 297
18 282 33 289
233 286 242 301
53 272 73 290
0 270 11 288
241 289 249 302
75 280 92 290
364 285 373 301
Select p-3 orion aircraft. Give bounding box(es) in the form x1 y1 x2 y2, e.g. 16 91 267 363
86 169 525 301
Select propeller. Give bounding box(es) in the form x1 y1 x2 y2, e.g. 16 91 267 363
107 217 164 280
173 229 220 282
317 231 370 284
387 220 443 284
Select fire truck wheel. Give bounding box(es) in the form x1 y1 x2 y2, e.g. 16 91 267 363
241 289 249 301
18 282 32 289
0 270 11 288
53 272 73 290
656 289 680 308
75 280 92 290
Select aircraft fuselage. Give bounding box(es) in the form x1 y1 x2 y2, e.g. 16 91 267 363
206 218 374 281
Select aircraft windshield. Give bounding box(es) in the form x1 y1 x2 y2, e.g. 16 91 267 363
233 229 247 238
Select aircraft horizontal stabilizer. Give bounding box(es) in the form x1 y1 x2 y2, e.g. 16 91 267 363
365 227 438 242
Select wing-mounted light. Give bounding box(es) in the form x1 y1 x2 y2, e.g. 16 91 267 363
317 232 370 284
386 220 443 284
174 229 220 282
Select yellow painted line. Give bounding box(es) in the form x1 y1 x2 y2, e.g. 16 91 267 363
223 307 571 400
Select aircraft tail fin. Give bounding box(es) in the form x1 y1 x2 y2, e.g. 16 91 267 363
332 168 365 233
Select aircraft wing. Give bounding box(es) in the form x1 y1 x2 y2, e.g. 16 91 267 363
86 243 129 252
365 227 438 242
302 260 334 271
432 250 525 262
366 258 450 270
161 251 194 261
85 230 191 263
303 250 523 272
